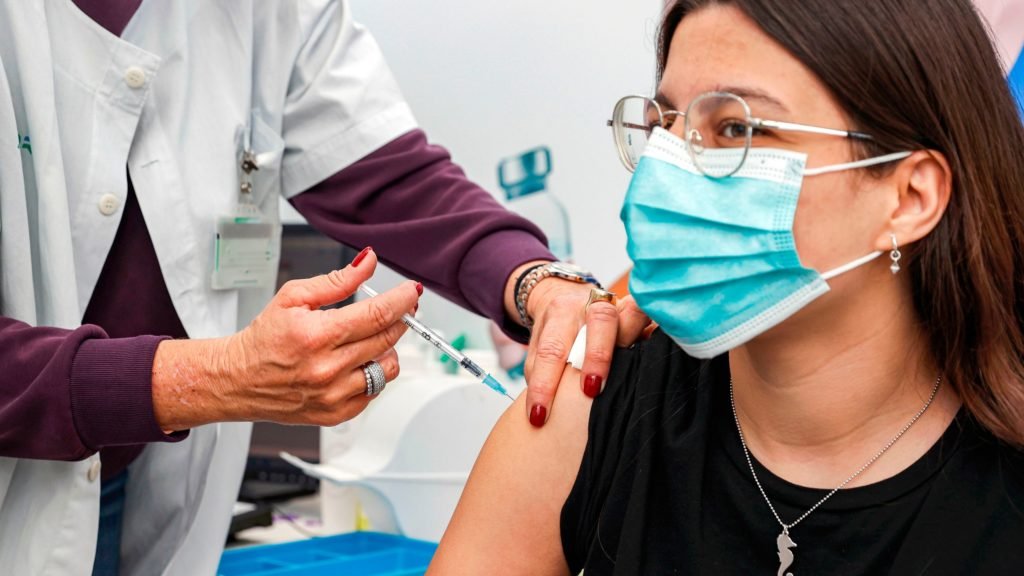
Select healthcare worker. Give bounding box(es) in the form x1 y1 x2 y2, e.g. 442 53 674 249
0 1 649 574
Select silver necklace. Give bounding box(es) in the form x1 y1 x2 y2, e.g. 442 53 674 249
729 376 941 576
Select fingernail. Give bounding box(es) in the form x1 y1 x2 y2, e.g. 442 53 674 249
583 374 603 398
529 404 547 428
352 247 372 267
415 282 424 296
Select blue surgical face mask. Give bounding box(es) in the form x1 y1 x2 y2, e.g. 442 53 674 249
622 127 911 358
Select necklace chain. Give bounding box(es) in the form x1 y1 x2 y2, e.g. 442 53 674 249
729 375 942 532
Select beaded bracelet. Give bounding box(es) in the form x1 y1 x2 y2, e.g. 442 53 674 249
513 263 549 329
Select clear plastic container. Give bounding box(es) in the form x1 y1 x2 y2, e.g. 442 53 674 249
498 146 572 260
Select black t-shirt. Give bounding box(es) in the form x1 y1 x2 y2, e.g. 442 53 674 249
561 331 1024 575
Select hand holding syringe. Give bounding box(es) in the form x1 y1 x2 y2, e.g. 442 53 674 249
359 284 515 401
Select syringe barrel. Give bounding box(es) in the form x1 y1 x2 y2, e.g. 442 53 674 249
403 313 464 361
359 283 479 374
459 358 486 379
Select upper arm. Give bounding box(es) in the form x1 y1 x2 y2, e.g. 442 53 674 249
428 367 592 576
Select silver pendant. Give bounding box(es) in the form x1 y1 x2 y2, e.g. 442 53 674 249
776 529 797 576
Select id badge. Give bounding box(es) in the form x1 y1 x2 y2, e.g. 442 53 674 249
212 214 277 290
213 119 280 291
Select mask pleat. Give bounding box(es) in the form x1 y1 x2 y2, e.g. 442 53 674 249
628 269 823 347
625 158 790 233
630 253 808 291
622 210 785 259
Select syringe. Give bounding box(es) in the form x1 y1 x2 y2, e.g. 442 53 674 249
358 284 515 401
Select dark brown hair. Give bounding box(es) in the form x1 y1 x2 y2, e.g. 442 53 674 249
659 0 1024 446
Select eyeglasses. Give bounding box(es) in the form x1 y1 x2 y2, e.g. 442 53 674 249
608 92 875 178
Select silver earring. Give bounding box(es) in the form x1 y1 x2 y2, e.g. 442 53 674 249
890 233 902 274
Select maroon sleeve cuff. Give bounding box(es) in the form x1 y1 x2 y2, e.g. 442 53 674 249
70 336 188 450
459 229 555 344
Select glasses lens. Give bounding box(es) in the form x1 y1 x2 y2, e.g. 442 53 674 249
683 93 752 178
612 96 662 172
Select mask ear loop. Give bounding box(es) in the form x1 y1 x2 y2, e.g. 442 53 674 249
807 152 911 281
820 251 884 280
804 151 912 176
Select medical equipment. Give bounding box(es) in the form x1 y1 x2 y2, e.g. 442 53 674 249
359 284 514 401
285 366 512 541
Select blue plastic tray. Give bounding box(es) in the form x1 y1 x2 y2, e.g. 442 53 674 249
218 532 438 576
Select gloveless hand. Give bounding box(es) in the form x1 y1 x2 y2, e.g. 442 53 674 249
522 277 652 427
152 248 420 430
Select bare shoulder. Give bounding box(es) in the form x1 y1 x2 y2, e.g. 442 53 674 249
427 367 593 576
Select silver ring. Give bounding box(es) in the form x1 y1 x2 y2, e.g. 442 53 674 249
363 361 387 397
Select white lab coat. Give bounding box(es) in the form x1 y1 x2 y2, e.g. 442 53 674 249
0 1 416 574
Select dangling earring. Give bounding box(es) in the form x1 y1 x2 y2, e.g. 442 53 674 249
890 233 902 274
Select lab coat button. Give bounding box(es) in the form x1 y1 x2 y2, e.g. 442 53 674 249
87 460 101 483
98 194 120 216
124 66 147 89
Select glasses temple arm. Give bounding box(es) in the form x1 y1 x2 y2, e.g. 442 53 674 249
608 120 658 131
754 118 874 140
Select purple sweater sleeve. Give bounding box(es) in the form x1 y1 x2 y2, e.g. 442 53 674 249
291 129 555 342
0 316 185 461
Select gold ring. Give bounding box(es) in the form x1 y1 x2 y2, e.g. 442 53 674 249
585 287 617 312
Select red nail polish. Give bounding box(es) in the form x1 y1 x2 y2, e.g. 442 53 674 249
352 246 372 267
529 404 547 428
416 282 424 296
583 374 603 398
